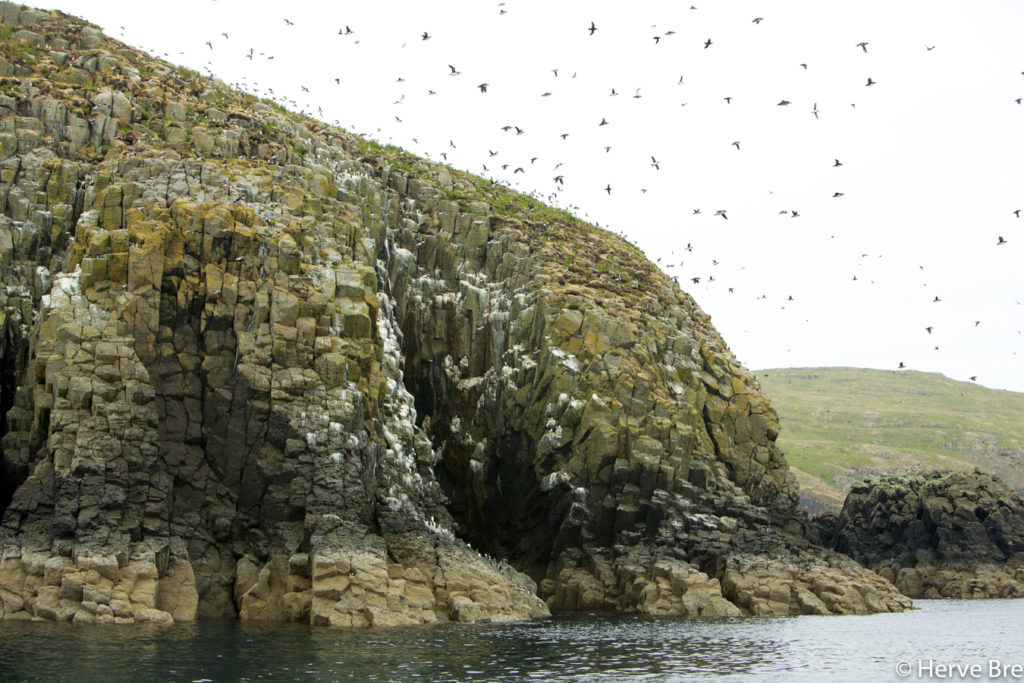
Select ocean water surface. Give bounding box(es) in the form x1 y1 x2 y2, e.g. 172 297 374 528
2 599 1022 682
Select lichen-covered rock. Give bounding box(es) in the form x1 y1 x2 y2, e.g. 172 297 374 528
0 3 908 625
822 469 1024 598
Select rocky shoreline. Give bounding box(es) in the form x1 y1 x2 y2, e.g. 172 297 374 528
815 469 1024 599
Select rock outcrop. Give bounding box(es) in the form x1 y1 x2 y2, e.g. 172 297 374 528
0 3 910 624
819 469 1024 598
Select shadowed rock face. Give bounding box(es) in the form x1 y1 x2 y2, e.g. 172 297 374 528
821 469 1024 598
0 3 910 625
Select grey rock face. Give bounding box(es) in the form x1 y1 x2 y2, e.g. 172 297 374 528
823 469 1024 598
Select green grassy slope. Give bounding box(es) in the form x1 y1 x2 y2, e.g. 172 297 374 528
755 368 1024 513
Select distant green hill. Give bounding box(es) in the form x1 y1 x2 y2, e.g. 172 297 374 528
754 368 1024 513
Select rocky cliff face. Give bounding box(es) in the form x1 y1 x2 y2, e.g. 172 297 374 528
819 469 1024 599
0 4 909 625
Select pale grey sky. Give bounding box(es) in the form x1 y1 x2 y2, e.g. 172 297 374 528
45 0 1024 391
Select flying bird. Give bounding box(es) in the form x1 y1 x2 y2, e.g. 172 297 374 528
998 236 1008 245
866 77 876 86
752 17 764 24
834 159 843 166
731 141 741 150
588 21 597 35
448 64 461 75
604 184 612 194
715 209 728 219
704 38 712 49
777 99 791 106
857 42 868 52
422 32 431 40
477 83 488 92
284 18 294 26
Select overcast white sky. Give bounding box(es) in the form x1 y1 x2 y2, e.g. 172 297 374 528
44 0 1024 392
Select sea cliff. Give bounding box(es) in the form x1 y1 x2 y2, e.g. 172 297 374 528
0 3 909 625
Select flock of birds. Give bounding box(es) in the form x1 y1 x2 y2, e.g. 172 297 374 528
113 2 1021 386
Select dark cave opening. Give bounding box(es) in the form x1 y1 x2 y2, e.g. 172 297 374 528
0 329 23 519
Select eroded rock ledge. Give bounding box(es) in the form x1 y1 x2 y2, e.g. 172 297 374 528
818 469 1024 599
0 3 909 625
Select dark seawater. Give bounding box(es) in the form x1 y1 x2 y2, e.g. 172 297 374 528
1 600 1022 682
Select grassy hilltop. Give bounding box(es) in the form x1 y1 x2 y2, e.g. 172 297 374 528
756 367 1024 513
